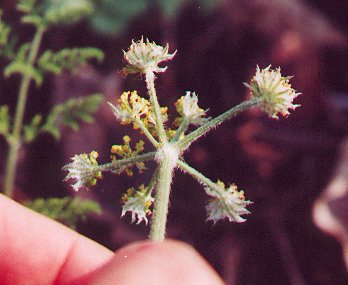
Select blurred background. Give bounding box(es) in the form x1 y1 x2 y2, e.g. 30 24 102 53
1 0 348 284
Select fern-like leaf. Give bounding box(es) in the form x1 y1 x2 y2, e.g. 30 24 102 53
38 47 104 75
42 94 103 139
17 0 37 13
4 43 43 85
4 61 43 86
25 196 102 229
23 114 42 143
20 14 45 28
44 0 94 25
0 10 11 47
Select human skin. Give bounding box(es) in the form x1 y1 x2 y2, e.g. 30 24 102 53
0 194 225 285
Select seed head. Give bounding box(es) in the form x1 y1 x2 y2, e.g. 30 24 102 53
121 185 154 224
205 181 251 223
63 151 101 191
121 37 176 76
245 65 301 119
175 91 210 126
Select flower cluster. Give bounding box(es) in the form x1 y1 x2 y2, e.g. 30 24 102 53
108 91 150 124
121 184 154 224
121 37 176 76
205 180 251 223
63 38 302 230
110 135 146 176
63 151 102 191
108 91 169 139
244 65 301 119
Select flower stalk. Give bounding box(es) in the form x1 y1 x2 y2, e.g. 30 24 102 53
4 26 45 197
171 118 189 142
145 71 168 144
176 97 262 151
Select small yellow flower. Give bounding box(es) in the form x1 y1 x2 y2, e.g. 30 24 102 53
108 91 150 123
110 138 146 176
121 37 176 76
245 65 301 119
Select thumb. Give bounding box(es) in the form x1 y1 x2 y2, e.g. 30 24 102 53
81 239 225 285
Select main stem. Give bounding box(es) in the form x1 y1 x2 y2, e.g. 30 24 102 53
149 147 177 241
3 26 45 197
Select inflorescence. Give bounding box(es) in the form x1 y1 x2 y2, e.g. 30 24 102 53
63 38 301 229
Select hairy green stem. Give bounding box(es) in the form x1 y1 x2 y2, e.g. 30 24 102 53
177 159 218 193
149 145 178 241
176 98 262 151
133 117 159 147
177 159 238 221
145 166 159 196
98 151 156 172
116 101 159 147
171 118 189 143
178 160 252 222
3 26 45 197
145 71 167 144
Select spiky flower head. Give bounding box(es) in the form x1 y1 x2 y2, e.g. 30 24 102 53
245 65 301 119
175 91 210 126
121 185 154 224
63 151 102 191
121 37 176 76
205 180 251 223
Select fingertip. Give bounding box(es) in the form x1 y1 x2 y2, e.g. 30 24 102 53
86 239 225 285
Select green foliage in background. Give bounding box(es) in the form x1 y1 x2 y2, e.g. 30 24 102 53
25 197 102 229
38 48 104 75
41 94 103 140
89 0 221 35
0 0 104 229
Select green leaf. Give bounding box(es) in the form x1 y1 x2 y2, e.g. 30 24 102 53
20 14 45 28
44 0 94 25
4 61 43 86
25 196 102 229
17 43 31 62
17 0 37 13
38 47 104 75
23 114 42 143
0 37 17 60
0 105 10 136
0 11 11 47
3 42 43 84
42 94 103 140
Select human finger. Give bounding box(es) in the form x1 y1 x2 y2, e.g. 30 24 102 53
85 239 225 285
0 194 113 284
